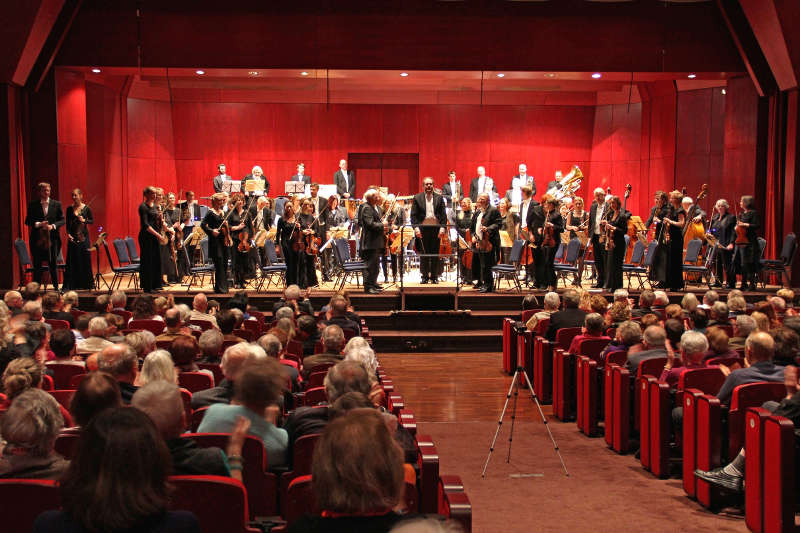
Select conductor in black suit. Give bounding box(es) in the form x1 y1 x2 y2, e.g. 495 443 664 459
411 177 448 284
359 189 386 294
334 159 356 199
25 182 65 290
526 197 546 289
470 193 502 292
291 163 311 185
588 187 608 289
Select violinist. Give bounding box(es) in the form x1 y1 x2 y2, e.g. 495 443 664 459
497 198 519 264
359 189 387 294
600 196 630 291
308 184 329 281
138 186 166 293
228 193 252 289
275 202 301 288
64 188 93 290
526 194 546 289
160 192 182 285
298 199 319 288
252 196 274 269
455 198 474 284
539 195 564 292
380 194 402 283
645 190 669 287
587 187 608 289
411 177 447 284
470 193 502 293
518 186 537 286
200 193 230 294
707 199 737 288
565 196 588 286
735 195 760 291
662 190 686 291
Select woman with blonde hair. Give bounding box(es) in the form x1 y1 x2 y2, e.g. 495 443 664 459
137 350 177 386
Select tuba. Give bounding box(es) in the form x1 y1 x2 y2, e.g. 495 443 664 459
554 165 583 200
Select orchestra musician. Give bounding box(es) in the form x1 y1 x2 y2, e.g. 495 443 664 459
179 191 205 239
359 189 387 294
291 163 311 185
160 192 183 284
526 194 546 289
455 197 474 284
137 186 166 293
25 182 65 291
645 191 669 287
588 188 608 289
469 166 497 203
662 190 686 291
201 193 230 294
380 194 402 283
565 196 588 286
334 159 356 199
275 203 302 288
212 163 231 193
497 198 518 264
308 184 329 280
735 195 760 291
227 193 253 289
251 196 274 269
322 194 349 277
298 199 319 288
539 195 564 292
511 163 535 198
441 171 462 210
241 165 269 197
601 195 630 291
707 199 737 288
470 193 502 292
64 188 93 290
518 186 537 286
411 177 447 284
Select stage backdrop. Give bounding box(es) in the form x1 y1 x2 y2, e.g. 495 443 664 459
53 71 759 271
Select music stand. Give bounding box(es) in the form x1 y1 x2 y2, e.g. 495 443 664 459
93 232 110 291
222 180 241 194
285 181 304 195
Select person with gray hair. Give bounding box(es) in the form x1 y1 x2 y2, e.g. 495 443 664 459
124 330 156 359
653 290 670 306
632 290 656 318
110 290 127 313
76 317 113 355
770 296 787 315
613 289 630 306
190 292 218 328
138 350 177 387
599 320 643 367
275 306 294 322
526 292 560 332
729 314 757 350
272 284 313 316
344 346 384 406
191 342 266 409
625 325 668 374
545 288 587 341
701 290 719 309
97 343 139 404
132 380 249 480
198 329 224 364
303 325 346 378
4 290 23 315
659 331 709 388
715 332 784 406
0 388 68 479
257 334 282 358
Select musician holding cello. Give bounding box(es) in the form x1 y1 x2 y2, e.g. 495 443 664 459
64 188 94 290
539 195 564 292
411 177 447 284
735 195 760 291
201 193 231 294
470 193 502 293
138 186 167 293
228 193 253 289
564 196 588 287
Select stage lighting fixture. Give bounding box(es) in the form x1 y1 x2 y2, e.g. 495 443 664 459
91 68 101 73
301 71 309 76
721 89 726 95
687 73 696 79
591 73 602 79
545 73 556 78
496 73 505 78
400 72 409 77
195 70 205 75
248 71 259 76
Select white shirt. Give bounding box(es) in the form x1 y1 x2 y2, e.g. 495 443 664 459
520 200 530 229
341 170 349 190
475 210 484 239
448 180 458 200
425 194 434 219
41 200 49 217
478 177 486 194
594 202 604 235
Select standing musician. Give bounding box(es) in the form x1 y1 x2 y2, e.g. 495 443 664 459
512 163 535 198
137 186 167 293
469 166 497 203
681 195 707 245
298 199 320 288
334 159 356 199
539 195 564 292
380 194 402 283
600 196 630 291
662 190 686 291
588 187 608 289
307 184 330 279
323 195 348 276
227 193 253 289
179 191 205 240
411 177 447 284
160 192 183 284
707 199 737 288
241 165 269 197
153 187 172 285
470 193 502 292
518 186 537 286
64 188 93 290
275 203 302 288
25 182 65 291
497 198 519 264
441 171 462 210
252 196 274 268
359 189 387 294
212 163 231 193
645 190 670 287
735 195 760 291
565 196 588 286
526 194 546 289
291 163 311 185
200 193 230 294
455 198 474 285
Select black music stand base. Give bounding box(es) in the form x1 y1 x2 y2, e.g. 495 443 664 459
93 246 110 291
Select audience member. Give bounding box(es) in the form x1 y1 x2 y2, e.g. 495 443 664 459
155 308 190 343
632 290 655 317
272 284 313 316
103 313 126 342
76 317 112 355
526 292 559 332
703 326 739 361
751 311 770 333
729 315 756 350
298 315 321 355
93 294 112 315
42 292 75 327
4 290 24 315
688 308 709 333
46 329 81 364
640 313 660 329
303 325 346 378
727 294 747 315
189 293 219 328
605 301 631 333
69 371 121 428
257 333 298 385
171 335 207 375
716 332 785 405
125 330 156 359
138 350 177 386
653 290 670 308
681 293 699 313
598 320 643 367
97 344 139 404
625 325 668 374
217 309 245 343
198 329 224 364
664 318 685 346
323 296 361 336
2 356 43 405
707 301 730 327
267 316 295 347
567 313 610 354
72 314 91 343
191 342 263 408
61 291 79 313
129 294 163 323
663 304 682 321
344 346 384 406
771 327 799 366
754 300 781 329
21 282 41 302
589 294 609 315
700 289 719 309
545 289 587 341
110 290 127 314
659 331 709 388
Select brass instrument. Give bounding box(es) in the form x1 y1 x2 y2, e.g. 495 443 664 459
550 165 584 200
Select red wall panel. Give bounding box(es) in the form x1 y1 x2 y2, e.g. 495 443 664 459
722 77 760 204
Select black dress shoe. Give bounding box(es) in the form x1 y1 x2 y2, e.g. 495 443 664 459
421 279 429 284
694 468 744 493
366 288 381 294
431 279 439 284
591 283 602 289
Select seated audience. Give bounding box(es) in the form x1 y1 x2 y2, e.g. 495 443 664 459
12 320 49 360
776 289 796 315
771 327 799 366
664 318 685 346
21 282 41 303
257 333 298 385
155 308 190 343
545 289 587 341
61 291 79 313
69 371 121 428
700 289 719 310
604 301 631 334
93 294 112 315
298 314 321 355
125 330 156 360
129 294 163 324
681 292 699 313
268 316 295 347
103 313 126 342
34 407 200 532
632 290 655 318
217 309 245 344
198 329 224 364
171 335 208 375
72 314 91 343
598 320 643 367
97 344 139 404
2 356 43 406
707 301 730 327
589 294 609 315
703 326 739 362
751 311 770 333
653 290 670 308
612 289 631 308
716 331 785 405
754 300 781 329
625 325 668 374
323 296 361 336
191 342 261 409
76 317 113 355
45 329 82 364
526 292 559 332
42 291 75 327
659 331 710 388
663 304 682 321
303 325 346 378
639 313 660 329
567 313 610 354
110 290 127 315
344 345 384 406
4 290 24 315
688 308 709 333
727 294 747 316
729 315 756 350
138 350 177 386
272 284 313 316
189 293 219 328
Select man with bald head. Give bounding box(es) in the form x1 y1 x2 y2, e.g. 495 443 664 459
97 343 139 404
191 342 263 408
156 308 190 343
189 292 218 328
715 331 785 405
4 291 24 316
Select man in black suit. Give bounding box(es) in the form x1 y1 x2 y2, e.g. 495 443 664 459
468 166 497 203
588 187 608 289
545 289 587 341
334 159 356 199
624 325 668 375
441 171 462 210
25 182 65 290
290 163 311 186
359 189 386 294
241 165 270 197
411 177 448 284
525 195 546 288
512 163 536 197
470 192 502 292
212 163 232 193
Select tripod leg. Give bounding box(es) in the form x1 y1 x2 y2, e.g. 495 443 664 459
506 374 519 463
481 370 519 478
518 367 569 477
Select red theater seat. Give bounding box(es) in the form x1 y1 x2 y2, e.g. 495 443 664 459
169 475 260 533
178 371 215 393
0 479 60 532
47 363 86 390
128 319 166 335
280 433 321 516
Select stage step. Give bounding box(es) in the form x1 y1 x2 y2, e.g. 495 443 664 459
360 309 514 330
369 329 502 353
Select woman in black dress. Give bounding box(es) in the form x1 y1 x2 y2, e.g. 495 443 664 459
565 196 589 286
455 197 474 284
64 188 94 290
227 193 252 289
138 186 166 292
663 190 686 291
297 200 319 288
645 191 670 287
497 198 520 264
200 193 230 294
379 195 401 283
735 195 761 291
160 191 182 284
540 195 564 291
276 202 302 287
601 196 630 291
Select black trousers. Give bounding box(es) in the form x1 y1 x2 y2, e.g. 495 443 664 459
138 231 162 292
472 250 495 287
30 240 59 290
281 244 299 287
231 241 249 287
715 247 734 287
209 238 229 293
418 227 440 281
590 234 606 285
380 252 397 279
541 245 558 288
362 248 380 289
532 246 545 288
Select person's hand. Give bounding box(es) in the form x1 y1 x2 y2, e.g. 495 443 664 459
227 416 251 455
212 229 220 236
664 339 676 369
726 243 734 250
653 217 661 224
48 224 56 231
693 215 702 223
264 405 280 424
537 227 542 235
718 363 732 377
785 365 799 398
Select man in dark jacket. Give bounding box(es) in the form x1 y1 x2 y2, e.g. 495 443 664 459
359 189 386 293
470 193 502 292
410 178 447 284
191 342 252 408
302 325 345 379
545 289 588 341
25 182 65 291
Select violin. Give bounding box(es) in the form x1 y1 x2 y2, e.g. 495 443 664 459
220 221 233 248
291 222 305 252
238 227 252 252
519 227 535 266
542 205 556 248
304 232 321 255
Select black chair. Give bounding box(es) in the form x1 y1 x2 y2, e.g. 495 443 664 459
257 240 287 291
332 238 364 290
682 238 711 288
623 240 656 289
553 238 582 288
183 243 215 290
13 238 36 289
760 233 795 288
124 236 141 264
491 239 524 292
103 240 139 291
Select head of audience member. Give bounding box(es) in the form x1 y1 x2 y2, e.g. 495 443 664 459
49 329 76 361
776 289 795 309
664 304 682 321
87 317 109 339
4 290 23 311
42 291 63 313
69 372 121 427
0 389 63 463
103 313 125 338
97 344 139 385
312 409 404 515
330 296 349 318
21 282 41 302
328 391 375 420
728 295 747 314
131 295 157 320
615 321 642 347
704 326 730 356
679 330 709 366
138 350 177 386
751 311 770 333
284 284 302 306
689 308 708 331
344 346 379 378
522 294 539 311
217 309 237 334
733 314 757 339
576 289 592 313
582 313 605 335
62 291 79 311
298 314 317 337
325 361 372 403
125 330 156 359
653 291 670 307
198 329 224 361
192 293 210 313
174 304 192 327
612 289 629 306
642 325 667 350
110 290 127 310
664 318 685 346
59 407 172 532
640 313 660 329
257 334 282 359
234 358 285 415
226 292 249 316
771 327 800 366
207 299 221 315
275 306 295 322
745 331 776 365
153 297 168 317
221 342 266 382
702 290 719 307
770 296 787 315
94 294 112 315
274 317 295 341
542 292 560 312
783 316 800 337
23 300 44 322
322 325 346 354
709 301 729 324
132 381 185 440
344 336 369 356
2 357 42 401
589 295 608 315
606 302 631 325
560 289 579 310
75 314 91 338
163 308 182 332
170 336 199 371
754 301 780 329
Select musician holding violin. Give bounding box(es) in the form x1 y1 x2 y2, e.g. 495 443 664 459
539 195 564 292
497 198 519 264
160 192 183 285
735 195 761 291
411 177 447 284
455 198 474 284
298 199 320 288
227 193 253 289
518 186 536 286
645 190 670 287
707 198 737 288
275 202 303 288
470 193 502 292
600 195 630 291
661 190 687 291
359 189 387 294
138 186 167 293
380 194 402 283
201 192 231 294
64 188 94 290
565 196 588 286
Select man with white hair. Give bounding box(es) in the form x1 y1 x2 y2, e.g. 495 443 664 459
659 331 709 388
76 316 113 355
334 159 355 199
625 325 668 374
681 196 706 226
613 289 630 307
653 290 670 307
526 292 560 332
729 314 757 350
358 189 387 293
191 342 266 408
110 290 127 314
4 290 24 315
272 284 313 315
241 165 269 197
411 177 447 285
98 343 139 403
469 166 497 203
190 293 218 328
588 187 608 288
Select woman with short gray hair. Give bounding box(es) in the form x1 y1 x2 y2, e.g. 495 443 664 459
138 350 177 386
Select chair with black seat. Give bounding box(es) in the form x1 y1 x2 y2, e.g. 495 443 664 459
169 475 261 533
257 240 287 291
553 238 582 288
760 232 796 288
622 240 651 289
124 236 141 264
182 243 215 291
491 239 524 292
13 239 36 289
332 238 365 290
0 479 60 531
103 240 139 290
681 238 712 288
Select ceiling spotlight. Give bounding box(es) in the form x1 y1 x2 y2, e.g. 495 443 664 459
591 73 602 79
300 71 309 76
248 71 259 76
687 73 697 79
400 72 409 77
91 68 101 74
195 70 205 75
545 73 556 78
496 73 505 78
721 88 727 95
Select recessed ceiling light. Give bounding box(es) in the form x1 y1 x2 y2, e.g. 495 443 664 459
687 73 697 79
545 73 556 78
400 72 409 77
91 68 101 74
300 71 309 76
248 71 259 76
721 88 727 95
195 70 205 75
591 73 602 79
496 73 505 78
